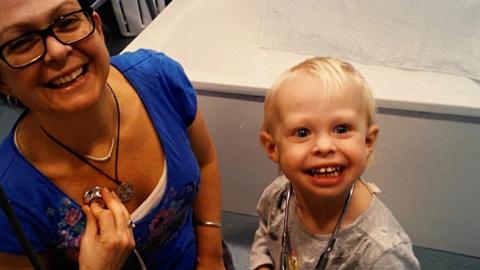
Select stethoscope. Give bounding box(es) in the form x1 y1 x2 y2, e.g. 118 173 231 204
280 182 355 270
83 186 148 270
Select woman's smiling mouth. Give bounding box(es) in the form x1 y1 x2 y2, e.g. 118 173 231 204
49 65 86 88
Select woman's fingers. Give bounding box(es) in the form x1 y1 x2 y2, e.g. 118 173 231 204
87 188 135 251
89 202 117 238
81 205 97 250
100 189 132 233
79 193 135 270
82 205 97 235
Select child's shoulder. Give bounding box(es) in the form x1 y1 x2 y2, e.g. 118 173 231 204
256 175 290 212
340 197 419 268
351 196 413 251
259 175 290 201
265 174 289 192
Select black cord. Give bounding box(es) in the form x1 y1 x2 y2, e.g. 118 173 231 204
40 83 121 186
0 185 46 270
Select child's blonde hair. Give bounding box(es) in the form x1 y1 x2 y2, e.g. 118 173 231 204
262 57 376 134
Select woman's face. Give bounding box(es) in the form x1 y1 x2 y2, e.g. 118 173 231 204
0 0 110 114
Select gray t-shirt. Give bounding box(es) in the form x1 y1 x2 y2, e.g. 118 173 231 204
250 175 420 270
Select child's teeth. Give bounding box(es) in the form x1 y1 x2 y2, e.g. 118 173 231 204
310 166 341 177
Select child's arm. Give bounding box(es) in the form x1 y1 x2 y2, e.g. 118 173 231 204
250 214 274 269
250 177 288 269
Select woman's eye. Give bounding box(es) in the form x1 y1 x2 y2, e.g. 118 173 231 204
55 15 82 32
294 128 310 137
6 35 38 53
334 124 350 134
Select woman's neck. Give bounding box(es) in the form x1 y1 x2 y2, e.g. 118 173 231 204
28 84 117 153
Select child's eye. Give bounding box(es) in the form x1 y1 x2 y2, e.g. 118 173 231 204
294 128 311 137
334 124 350 134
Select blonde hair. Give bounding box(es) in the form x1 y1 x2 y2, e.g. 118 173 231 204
262 57 376 134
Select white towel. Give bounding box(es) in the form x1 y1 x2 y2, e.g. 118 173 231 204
260 0 480 81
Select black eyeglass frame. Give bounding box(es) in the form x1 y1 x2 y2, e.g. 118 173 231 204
0 7 95 69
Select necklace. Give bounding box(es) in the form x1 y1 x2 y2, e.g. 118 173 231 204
40 84 134 203
280 182 355 270
83 137 115 162
78 89 116 162
83 88 116 162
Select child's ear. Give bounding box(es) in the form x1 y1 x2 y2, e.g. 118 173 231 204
365 125 380 156
259 131 279 163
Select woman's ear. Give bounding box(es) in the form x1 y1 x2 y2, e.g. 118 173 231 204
259 131 279 163
92 12 104 37
365 125 379 156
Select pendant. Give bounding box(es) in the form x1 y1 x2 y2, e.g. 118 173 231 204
287 252 299 270
117 182 134 203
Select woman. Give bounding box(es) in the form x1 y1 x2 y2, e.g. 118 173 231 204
0 0 226 269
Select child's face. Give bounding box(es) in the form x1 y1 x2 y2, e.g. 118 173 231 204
262 72 378 200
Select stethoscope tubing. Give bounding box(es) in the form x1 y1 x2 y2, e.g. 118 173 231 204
280 181 356 270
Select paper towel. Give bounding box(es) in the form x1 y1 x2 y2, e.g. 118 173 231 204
260 0 480 81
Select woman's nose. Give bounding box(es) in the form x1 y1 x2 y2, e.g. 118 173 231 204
43 35 72 66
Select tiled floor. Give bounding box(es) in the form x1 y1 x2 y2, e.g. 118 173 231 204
222 211 480 270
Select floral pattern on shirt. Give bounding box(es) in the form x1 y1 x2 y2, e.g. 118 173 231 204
47 198 85 260
141 182 197 254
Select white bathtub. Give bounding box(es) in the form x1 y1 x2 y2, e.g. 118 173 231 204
124 0 480 257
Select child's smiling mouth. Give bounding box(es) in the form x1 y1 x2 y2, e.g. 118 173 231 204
305 166 344 178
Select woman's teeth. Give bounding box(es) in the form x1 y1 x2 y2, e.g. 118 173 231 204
51 67 83 86
308 166 342 177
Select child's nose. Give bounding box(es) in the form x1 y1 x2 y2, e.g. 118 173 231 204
312 135 336 156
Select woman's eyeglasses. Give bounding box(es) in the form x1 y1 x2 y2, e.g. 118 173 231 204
280 182 355 270
0 8 95 69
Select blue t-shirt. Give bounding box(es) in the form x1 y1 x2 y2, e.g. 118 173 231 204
0 49 200 269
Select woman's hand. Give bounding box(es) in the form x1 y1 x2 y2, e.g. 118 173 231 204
194 224 226 270
78 188 135 270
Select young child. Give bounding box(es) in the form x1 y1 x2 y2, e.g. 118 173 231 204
250 57 420 270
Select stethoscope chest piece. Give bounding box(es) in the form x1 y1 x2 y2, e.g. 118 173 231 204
83 186 105 207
